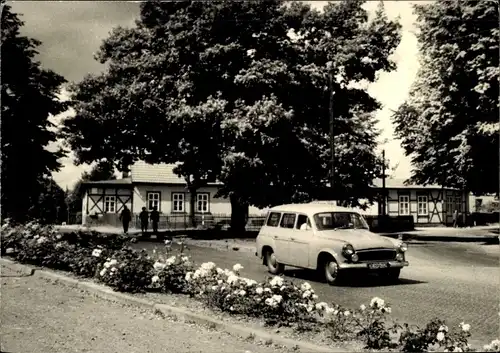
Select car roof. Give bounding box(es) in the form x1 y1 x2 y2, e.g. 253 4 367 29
269 202 360 216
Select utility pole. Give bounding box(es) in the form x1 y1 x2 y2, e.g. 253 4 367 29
328 70 335 203
381 149 386 216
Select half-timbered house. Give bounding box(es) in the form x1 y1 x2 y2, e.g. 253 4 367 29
357 178 469 226
81 161 267 228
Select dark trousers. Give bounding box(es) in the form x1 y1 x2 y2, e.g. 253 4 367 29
122 221 129 234
141 221 148 234
152 221 158 234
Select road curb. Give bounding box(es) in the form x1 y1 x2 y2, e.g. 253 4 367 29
0 258 341 353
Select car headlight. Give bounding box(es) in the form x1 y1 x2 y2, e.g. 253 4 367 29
396 253 404 261
399 242 408 252
350 253 359 262
342 243 355 257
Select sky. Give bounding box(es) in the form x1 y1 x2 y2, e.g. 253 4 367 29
10 0 422 190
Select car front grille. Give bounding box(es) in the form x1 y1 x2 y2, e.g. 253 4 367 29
356 249 397 262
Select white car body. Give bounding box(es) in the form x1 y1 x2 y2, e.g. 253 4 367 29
255 203 409 281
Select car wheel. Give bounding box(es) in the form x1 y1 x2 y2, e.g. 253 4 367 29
265 250 285 275
381 268 401 282
323 258 342 285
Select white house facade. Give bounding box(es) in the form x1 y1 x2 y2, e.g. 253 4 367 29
81 162 267 227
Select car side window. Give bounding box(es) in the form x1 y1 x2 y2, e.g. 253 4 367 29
266 212 282 227
279 213 296 229
296 214 312 230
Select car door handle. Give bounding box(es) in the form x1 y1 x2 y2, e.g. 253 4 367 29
290 237 295 241
273 236 278 239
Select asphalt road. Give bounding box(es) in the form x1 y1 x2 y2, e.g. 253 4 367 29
132 239 499 345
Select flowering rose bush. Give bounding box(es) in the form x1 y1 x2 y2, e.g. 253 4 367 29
2 221 499 352
98 248 154 293
185 262 330 328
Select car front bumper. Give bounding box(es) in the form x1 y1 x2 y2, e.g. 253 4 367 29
339 261 409 270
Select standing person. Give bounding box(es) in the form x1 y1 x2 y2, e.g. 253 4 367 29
452 209 458 228
150 206 160 235
139 207 149 236
119 205 132 234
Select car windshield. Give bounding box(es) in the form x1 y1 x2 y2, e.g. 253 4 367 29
313 212 369 231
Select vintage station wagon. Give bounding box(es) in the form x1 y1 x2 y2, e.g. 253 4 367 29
255 203 409 285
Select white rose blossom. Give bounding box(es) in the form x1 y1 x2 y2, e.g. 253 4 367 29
436 332 445 342
370 297 385 309
233 264 244 272
255 287 264 295
239 290 246 296
302 290 312 299
99 269 107 276
300 282 312 291
459 322 471 332
153 261 167 271
151 275 160 283
360 304 366 311
92 249 102 257
270 276 284 287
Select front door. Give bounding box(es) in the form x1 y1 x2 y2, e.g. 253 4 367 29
289 214 312 268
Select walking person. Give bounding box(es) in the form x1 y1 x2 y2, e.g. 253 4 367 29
139 207 149 237
150 206 160 235
119 205 132 234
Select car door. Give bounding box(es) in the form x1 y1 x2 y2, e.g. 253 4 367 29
275 212 296 265
289 214 312 268
263 212 290 264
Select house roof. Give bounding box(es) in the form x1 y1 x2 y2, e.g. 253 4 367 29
130 161 222 185
83 178 132 186
372 178 456 190
270 202 356 215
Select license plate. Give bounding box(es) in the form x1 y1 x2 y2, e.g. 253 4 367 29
368 262 388 269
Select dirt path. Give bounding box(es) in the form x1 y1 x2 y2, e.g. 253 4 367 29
0 266 293 353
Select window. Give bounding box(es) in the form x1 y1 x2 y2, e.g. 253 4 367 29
147 192 160 211
313 212 369 231
280 213 296 229
104 196 116 213
417 195 428 215
455 197 461 212
172 193 185 212
266 212 282 227
399 195 410 215
447 196 454 213
296 214 312 230
196 193 209 213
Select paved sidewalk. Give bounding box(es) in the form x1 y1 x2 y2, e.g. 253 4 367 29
0 266 293 353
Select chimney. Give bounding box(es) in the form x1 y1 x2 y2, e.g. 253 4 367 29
121 163 130 179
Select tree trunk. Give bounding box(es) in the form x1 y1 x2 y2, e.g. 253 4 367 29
230 194 248 233
189 187 197 228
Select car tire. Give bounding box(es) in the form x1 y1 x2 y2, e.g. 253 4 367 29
265 250 285 275
323 257 342 285
381 268 401 282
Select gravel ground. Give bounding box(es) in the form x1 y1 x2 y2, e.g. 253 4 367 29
0 266 298 353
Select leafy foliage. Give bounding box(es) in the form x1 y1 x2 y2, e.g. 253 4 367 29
62 0 402 214
1 1 67 222
392 0 499 195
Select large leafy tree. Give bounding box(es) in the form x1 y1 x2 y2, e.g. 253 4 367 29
62 0 401 229
1 1 67 222
393 0 499 195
